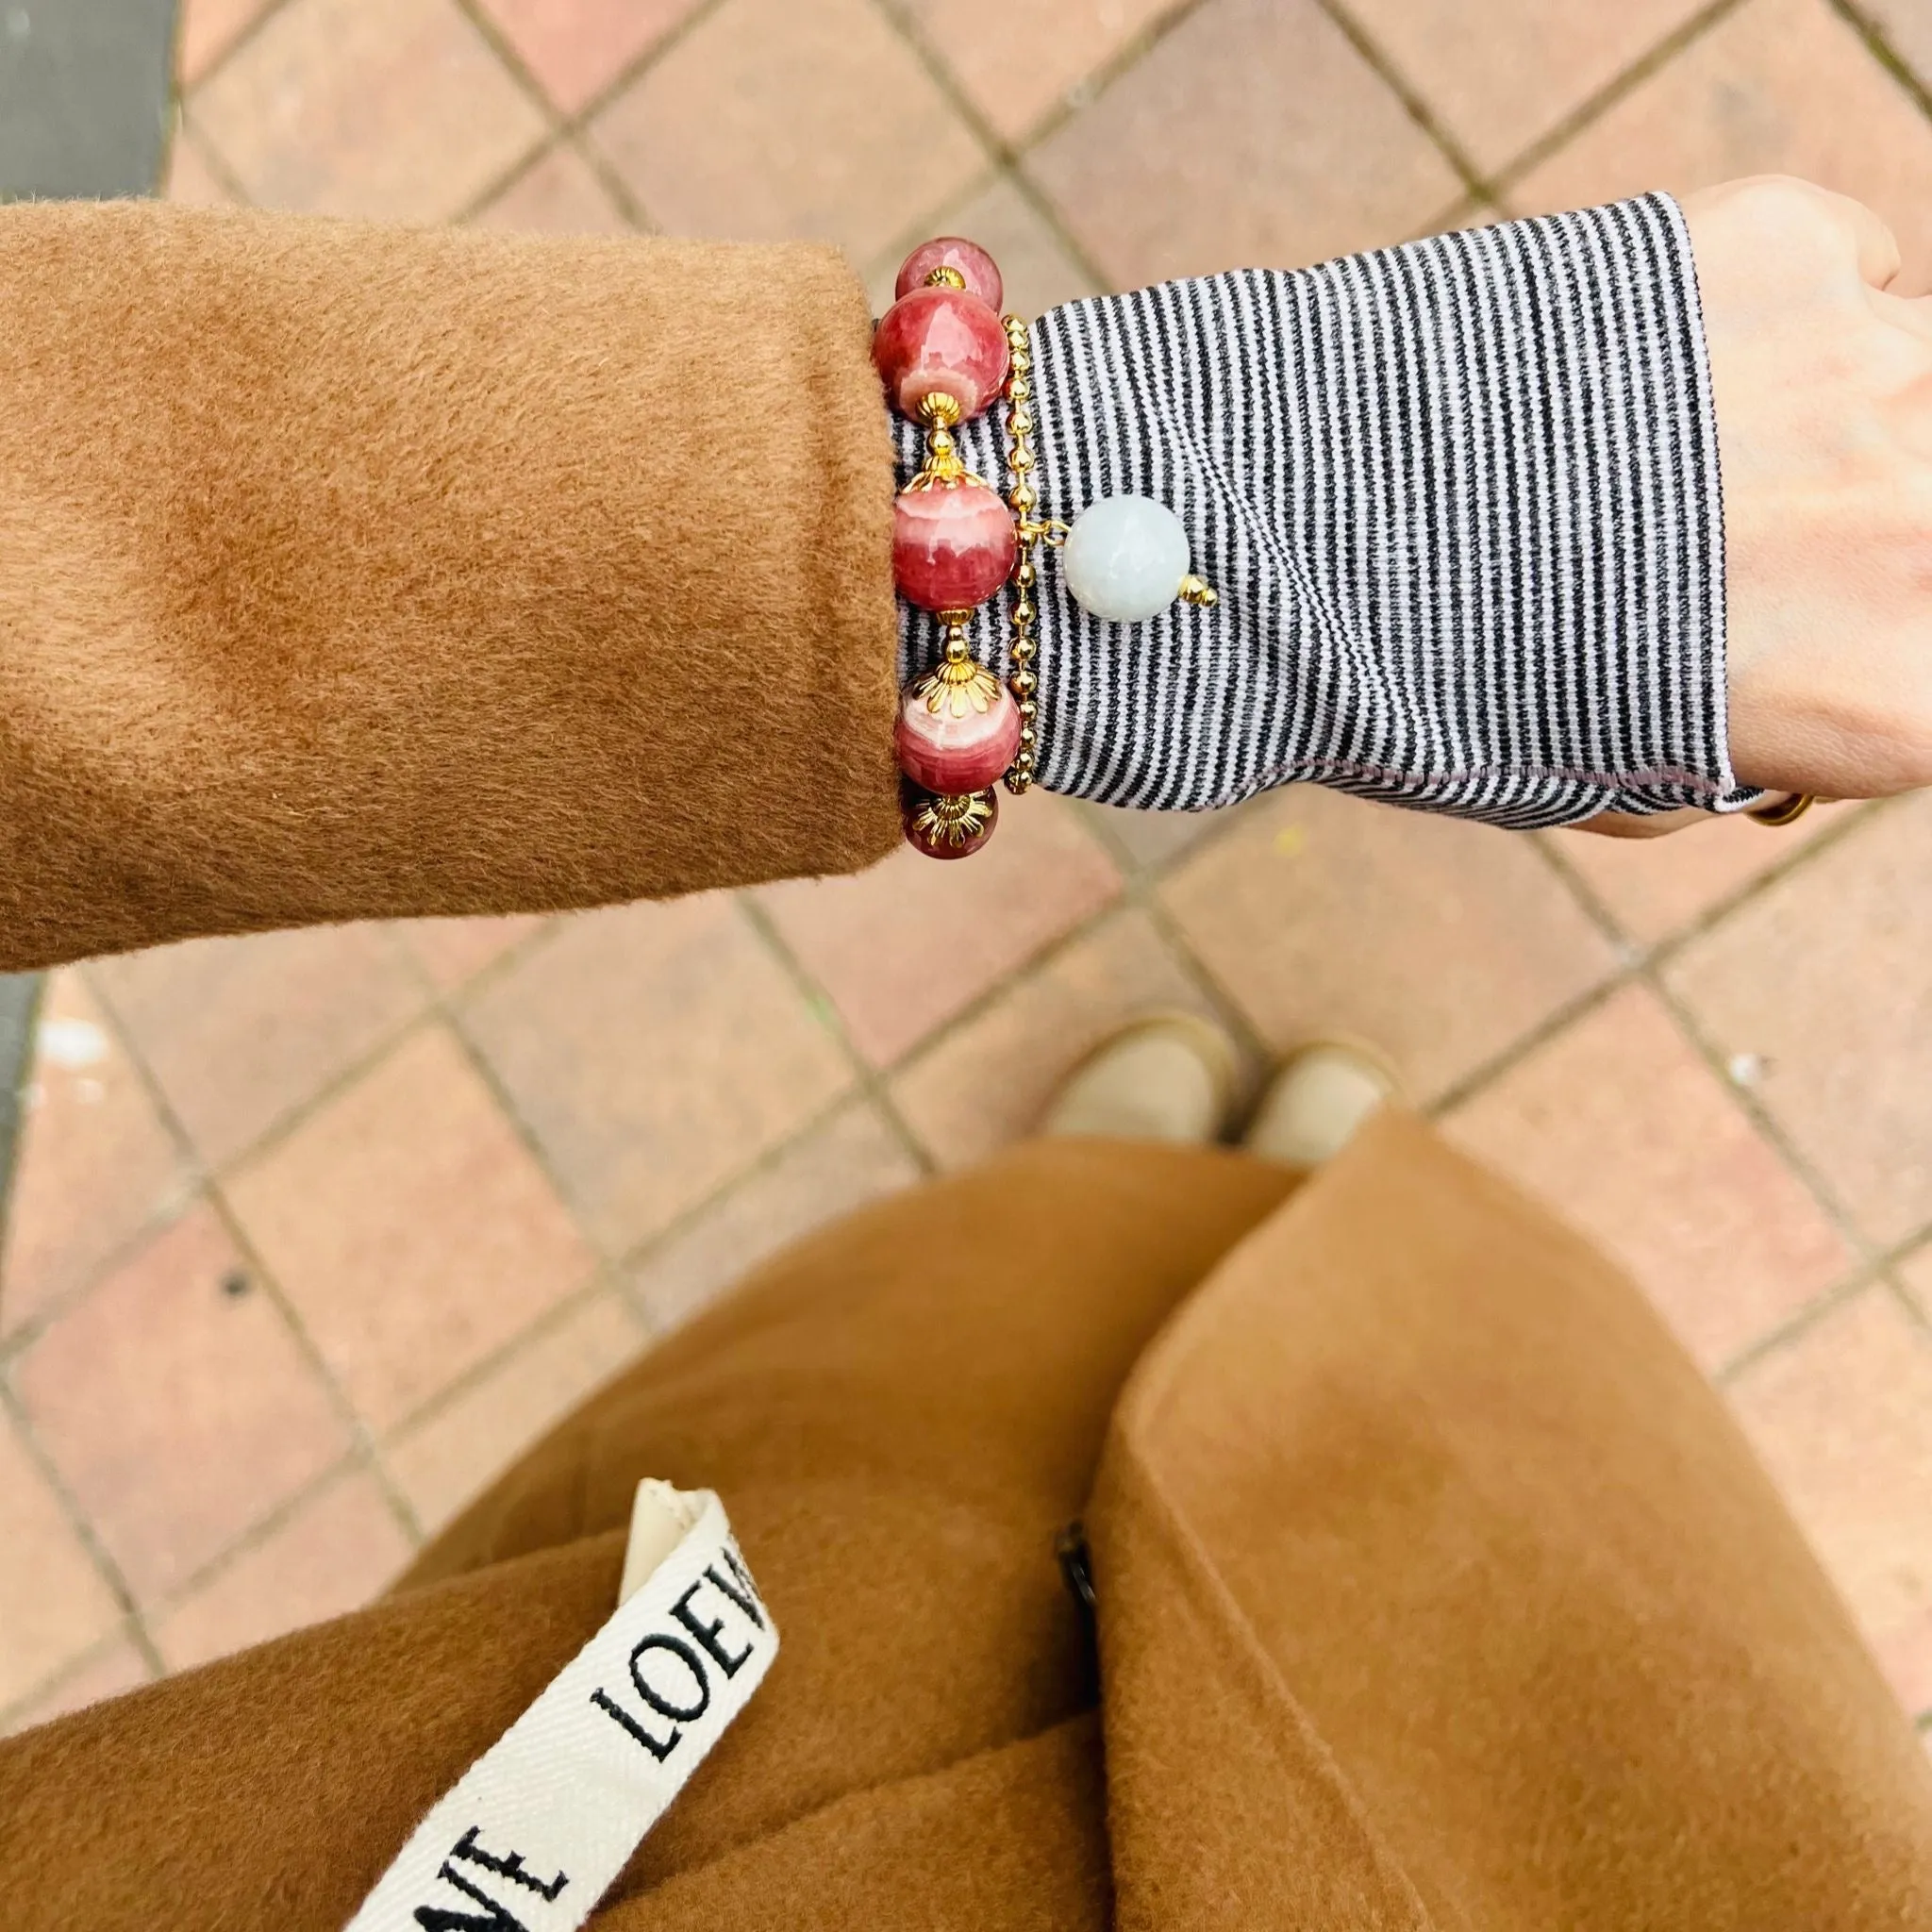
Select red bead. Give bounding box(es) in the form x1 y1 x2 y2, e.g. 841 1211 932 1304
873 286 1009 422
897 673 1022 795
892 480 1017 612
894 237 1004 314
901 777 998 860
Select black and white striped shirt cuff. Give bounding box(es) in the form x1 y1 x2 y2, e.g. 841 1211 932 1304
896 192 1759 829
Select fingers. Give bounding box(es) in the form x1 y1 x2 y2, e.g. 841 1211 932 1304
1825 188 1906 291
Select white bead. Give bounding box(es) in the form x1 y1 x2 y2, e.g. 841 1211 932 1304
1062 494 1191 624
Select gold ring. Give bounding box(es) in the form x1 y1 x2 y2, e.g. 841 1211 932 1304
1746 791 1816 828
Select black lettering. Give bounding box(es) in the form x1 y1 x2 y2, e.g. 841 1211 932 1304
451 1826 567 1903
412 1858 530 1932
591 1685 679 1761
707 1550 766 1631
630 1633 710 1723
671 1579 753 1679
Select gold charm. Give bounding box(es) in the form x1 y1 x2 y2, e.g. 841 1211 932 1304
905 396 991 491
1178 574 1219 608
908 789 996 849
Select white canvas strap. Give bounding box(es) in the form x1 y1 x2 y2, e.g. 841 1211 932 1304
347 1481 777 1932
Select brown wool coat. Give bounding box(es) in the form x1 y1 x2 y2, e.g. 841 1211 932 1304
1 205 1929 1929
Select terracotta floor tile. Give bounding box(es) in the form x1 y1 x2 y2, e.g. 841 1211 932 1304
1508 0 1932 291
0 1412 125 1712
591 0 986 262
898 0 1179 146
1 973 191 1342
176 0 275 85
759 793 1120 1070
629 1101 921 1330
89 924 425 1172
1445 985 1852 1373
1550 804 1851 950
1080 798 1247 876
891 907 1225 1168
1862 0 1932 91
476 0 702 112
225 1025 595 1433
394 914 550 993
1159 788 1621 1106
1727 1291 1932 1713
150 1469 413 1672
384 1291 646 1535
1665 794 1932 1249
866 171 1099 319
460 897 853 1256
1345 0 1706 175
0 1634 153 1740
468 145 631 235
192 0 548 222
10 1203 351 1604
165 127 237 205
1026 0 1461 288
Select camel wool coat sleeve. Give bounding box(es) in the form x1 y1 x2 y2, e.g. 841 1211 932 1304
0 200 904 972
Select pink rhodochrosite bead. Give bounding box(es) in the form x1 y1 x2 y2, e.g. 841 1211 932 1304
900 777 999 860
873 286 1010 421
894 237 1004 313
892 480 1017 611
896 673 1022 795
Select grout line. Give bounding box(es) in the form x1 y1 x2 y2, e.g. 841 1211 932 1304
1713 1269 1884 1386
1311 0 1489 205
1824 0 1932 125
863 0 1180 295
444 0 742 231
1485 0 1753 204
0 1619 158 1740
0 1376 166 1683
734 893 938 1183
132 1447 375 1628
175 0 304 99
60 970 428 1561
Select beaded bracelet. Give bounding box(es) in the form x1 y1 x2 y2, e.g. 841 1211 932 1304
875 236 1216 860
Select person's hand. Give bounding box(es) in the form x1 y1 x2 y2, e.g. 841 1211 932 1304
1583 175 1932 838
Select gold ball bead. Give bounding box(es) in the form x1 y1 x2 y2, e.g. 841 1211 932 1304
1011 669 1038 696
1008 377 1031 402
1018 725 1038 748
1015 559 1037 589
1012 599 1037 627
1010 446 1034 473
1019 698 1038 721
1008 406 1034 436
1010 480 1039 510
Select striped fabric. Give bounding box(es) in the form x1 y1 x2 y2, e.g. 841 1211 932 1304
895 192 1759 828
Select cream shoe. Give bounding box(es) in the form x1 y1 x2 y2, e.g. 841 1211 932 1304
1040 1012 1241 1145
1241 1041 1399 1167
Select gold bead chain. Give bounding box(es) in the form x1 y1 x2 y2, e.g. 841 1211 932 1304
1000 313 1066 795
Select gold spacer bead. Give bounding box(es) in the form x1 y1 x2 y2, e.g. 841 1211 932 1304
924 265 967 290
917 392 963 430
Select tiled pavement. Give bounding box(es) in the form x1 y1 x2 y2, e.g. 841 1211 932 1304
3 0 1931 1754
